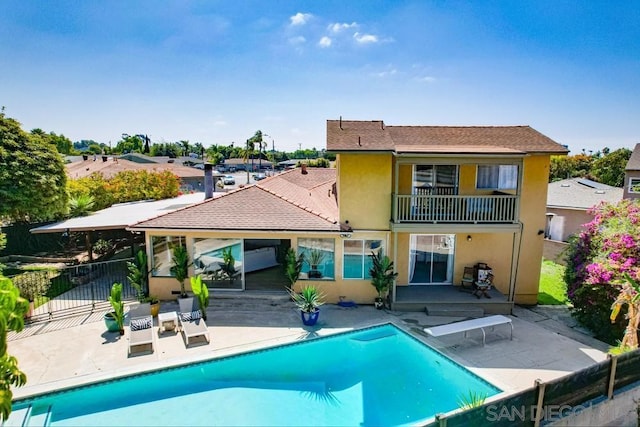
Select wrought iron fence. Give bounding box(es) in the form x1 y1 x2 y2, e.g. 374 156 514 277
8 258 137 323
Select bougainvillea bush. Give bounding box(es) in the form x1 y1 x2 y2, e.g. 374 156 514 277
565 199 640 344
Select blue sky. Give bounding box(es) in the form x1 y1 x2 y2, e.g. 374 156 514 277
1 1 638 154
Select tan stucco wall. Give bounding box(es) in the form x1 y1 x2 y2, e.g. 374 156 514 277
337 153 392 230
547 207 592 242
514 154 551 304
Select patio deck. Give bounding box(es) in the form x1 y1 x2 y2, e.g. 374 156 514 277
392 285 513 315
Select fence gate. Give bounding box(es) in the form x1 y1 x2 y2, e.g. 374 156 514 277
9 258 137 324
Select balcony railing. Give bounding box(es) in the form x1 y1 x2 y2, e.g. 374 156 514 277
393 194 518 223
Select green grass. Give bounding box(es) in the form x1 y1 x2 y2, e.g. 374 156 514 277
538 259 568 305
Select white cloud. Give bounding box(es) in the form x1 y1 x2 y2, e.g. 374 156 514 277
353 32 379 44
376 69 398 78
417 76 437 83
328 22 358 33
290 12 312 26
318 36 332 48
289 36 306 45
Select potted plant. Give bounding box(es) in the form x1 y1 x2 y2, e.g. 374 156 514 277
284 248 305 287
127 249 160 317
369 250 398 310
170 245 190 298
307 248 325 279
190 275 209 321
288 285 325 326
105 282 125 334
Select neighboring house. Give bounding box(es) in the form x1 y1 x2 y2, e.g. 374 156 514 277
223 157 273 172
623 143 640 201
130 119 568 308
66 157 207 192
546 178 622 242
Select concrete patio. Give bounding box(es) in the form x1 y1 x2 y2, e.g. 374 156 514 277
8 297 610 404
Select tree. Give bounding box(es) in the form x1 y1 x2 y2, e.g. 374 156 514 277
0 112 68 223
590 148 632 187
565 199 640 344
0 275 29 421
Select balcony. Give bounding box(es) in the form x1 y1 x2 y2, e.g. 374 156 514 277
393 194 518 224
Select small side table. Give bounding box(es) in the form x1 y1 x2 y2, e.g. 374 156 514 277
158 311 179 335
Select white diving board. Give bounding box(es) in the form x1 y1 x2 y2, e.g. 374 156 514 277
423 314 513 346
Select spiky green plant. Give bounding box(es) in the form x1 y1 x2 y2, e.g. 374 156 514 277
285 248 305 287
288 285 325 313
68 194 95 217
369 250 398 299
457 390 488 410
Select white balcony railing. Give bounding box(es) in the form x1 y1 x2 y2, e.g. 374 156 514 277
394 194 518 223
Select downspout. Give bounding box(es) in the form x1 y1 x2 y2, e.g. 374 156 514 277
509 222 524 305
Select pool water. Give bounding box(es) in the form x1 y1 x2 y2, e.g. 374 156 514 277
11 324 500 426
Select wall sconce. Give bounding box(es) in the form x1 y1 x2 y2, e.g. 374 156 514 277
467 235 472 242
537 230 545 236
340 233 352 238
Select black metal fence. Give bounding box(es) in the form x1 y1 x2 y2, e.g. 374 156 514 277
8 259 137 323
427 348 640 426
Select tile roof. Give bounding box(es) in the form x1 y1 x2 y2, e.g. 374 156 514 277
625 143 640 171
66 158 204 179
326 120 568 154
547 178 622 210
130 168 344 232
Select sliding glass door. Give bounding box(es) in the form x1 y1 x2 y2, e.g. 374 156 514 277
408 234 455 285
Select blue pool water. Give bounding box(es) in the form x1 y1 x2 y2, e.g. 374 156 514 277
11 324 500 426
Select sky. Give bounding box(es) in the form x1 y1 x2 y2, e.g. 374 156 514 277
1 1 639 154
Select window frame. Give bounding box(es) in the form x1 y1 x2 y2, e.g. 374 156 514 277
342 239 384 280
151 235 186 277
629 178 640 194
476 164 518 190
298 238 335 280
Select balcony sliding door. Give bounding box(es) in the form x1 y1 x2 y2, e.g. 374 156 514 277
409 234 455 285
413 165 458 195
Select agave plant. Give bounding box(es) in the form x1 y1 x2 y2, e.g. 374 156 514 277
288 285 325 313
457 390 488 410
68 194 95 217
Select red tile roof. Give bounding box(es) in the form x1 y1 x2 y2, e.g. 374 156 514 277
326 120 568 154
130 168 344 232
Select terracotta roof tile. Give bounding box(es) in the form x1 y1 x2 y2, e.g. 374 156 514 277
131 168 342 232
326 120 568 154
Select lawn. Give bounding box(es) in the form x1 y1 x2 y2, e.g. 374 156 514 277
538 259 568 305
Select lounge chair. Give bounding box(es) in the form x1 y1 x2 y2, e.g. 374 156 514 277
128 303 154 355
178 297 210 347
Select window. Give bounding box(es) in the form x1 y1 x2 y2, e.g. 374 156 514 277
629 178 640 194
192 238 243 282
343 240 384 279
413 165 458 194
151 236 186 277
477 165 518 190
298 238 334 280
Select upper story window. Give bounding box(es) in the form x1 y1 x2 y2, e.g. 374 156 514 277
629 178 640 194
413 165 458 195
476 165 518 190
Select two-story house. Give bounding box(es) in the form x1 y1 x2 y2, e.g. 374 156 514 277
130 119 567 311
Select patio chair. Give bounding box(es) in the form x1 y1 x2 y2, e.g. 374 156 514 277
128 303 154 355
178 297 210 347
459 266 475 293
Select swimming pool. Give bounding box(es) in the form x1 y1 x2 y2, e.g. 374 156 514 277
11 324 500 426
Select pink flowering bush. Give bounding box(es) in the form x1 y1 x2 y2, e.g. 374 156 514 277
565 199 640 344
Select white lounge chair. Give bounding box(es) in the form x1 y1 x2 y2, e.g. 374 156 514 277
128 303 154 355
178 297 210 347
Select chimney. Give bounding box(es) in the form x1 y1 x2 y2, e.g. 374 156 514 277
204 163 214 199
301 163 308 175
